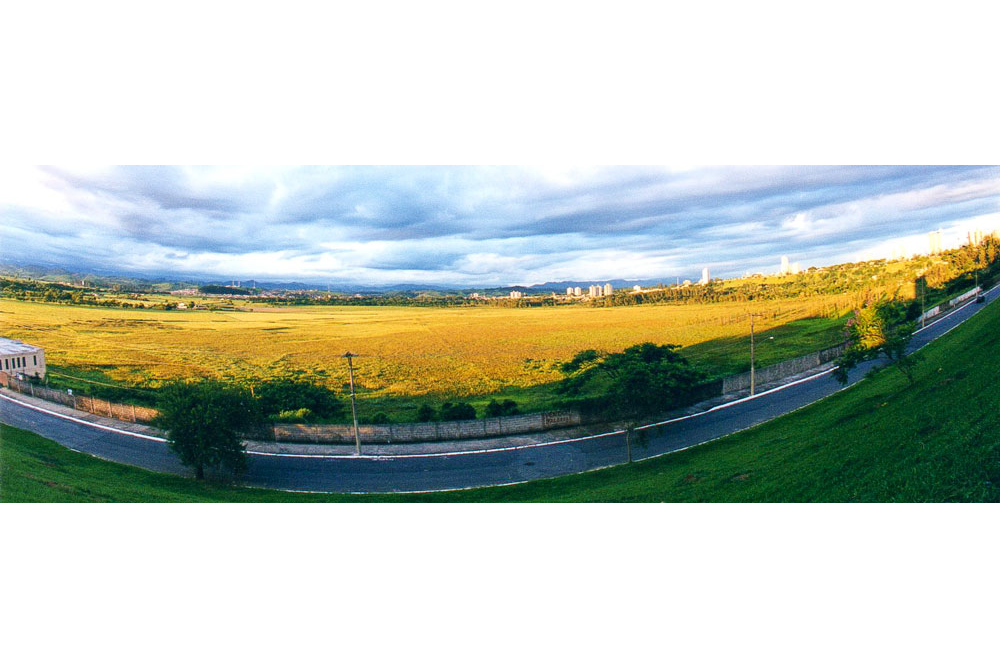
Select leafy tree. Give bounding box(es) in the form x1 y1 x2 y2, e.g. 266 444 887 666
833 298 918 385
254 379 343 421
155 381 263 480
558 342 705 422
439 401 477 421
415 404 436 422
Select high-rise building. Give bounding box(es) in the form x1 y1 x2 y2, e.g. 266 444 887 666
791 262 801 275
969 229 985 246
510 291 523 299
633 285 642 292
566 287 574 296
604 283 613 295
929 230 944 254
573 286 582 296
588 285 603 297
699 267 710 285
780 256 790 275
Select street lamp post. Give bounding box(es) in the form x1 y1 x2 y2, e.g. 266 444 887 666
749 312 774 397
343 352 361 456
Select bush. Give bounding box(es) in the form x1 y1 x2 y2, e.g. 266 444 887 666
439 401 476 421
275 407 313 423
254 379 343 420
416 405 436 422
369 412 391 424
484 399 520 417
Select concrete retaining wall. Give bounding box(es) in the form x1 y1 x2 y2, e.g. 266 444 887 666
721 343 847 394
949 287 980 307
273 410 582 444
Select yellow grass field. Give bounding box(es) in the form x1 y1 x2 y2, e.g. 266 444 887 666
1 295 856 414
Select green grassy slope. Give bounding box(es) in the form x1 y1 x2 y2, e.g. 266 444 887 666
3 298 999 503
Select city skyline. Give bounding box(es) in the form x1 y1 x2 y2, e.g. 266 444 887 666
1 166 998 287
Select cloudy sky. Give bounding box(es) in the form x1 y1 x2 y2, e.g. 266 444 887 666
1 165 998 287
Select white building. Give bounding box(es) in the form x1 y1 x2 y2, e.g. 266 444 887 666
566 287 574 296
699 267 710 285
929 230 944 254
588 285 603 297
0 337 46 379
633 285 642 292
780 255 790 275
604 283 613 295
791 262 801 275
509 291 524 299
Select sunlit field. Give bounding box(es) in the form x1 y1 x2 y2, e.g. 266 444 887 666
1 295 855 418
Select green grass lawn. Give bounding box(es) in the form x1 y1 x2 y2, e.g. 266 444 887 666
3 299 999 503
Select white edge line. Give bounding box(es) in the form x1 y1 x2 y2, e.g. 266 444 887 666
0 393 167 442
914 282 999 334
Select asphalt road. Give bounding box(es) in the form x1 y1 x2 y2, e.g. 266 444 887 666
3 284 997 494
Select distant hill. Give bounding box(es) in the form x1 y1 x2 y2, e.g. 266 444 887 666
0 260 680 295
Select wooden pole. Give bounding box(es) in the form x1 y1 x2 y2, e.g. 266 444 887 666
344 352 361 456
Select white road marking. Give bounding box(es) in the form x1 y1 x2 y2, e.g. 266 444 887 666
0 393 168 442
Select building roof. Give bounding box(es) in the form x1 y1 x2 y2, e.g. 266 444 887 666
0 337 43 355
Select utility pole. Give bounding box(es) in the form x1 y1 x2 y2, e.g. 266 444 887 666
749 313 756 396
343 352 361 456
625 426 633 464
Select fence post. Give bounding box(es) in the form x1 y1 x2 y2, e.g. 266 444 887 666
30 383 35 397
131 403 136 422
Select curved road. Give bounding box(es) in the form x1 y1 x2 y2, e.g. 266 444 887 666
3 284 997 493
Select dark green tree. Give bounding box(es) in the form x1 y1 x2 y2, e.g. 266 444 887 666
415 404 436 422
155 381 263 480
557 343 705 422
484 399 520 417
254 379 343 421
439 401 477 421
833 298 918 385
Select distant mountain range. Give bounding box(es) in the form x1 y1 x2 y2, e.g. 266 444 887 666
0 261 675 295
